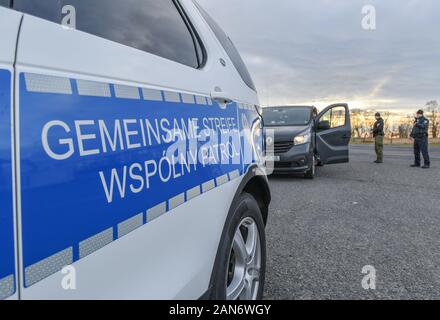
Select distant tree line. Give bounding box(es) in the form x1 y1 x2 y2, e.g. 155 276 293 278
350 100 439 140
425 100 439 138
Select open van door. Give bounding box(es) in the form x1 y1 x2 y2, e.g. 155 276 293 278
315 103 351 164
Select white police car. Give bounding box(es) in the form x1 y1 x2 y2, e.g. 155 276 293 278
0 0 270 300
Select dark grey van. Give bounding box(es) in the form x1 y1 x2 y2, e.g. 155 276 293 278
263 104 351 179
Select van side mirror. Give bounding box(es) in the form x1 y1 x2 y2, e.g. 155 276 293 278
318 120 331 131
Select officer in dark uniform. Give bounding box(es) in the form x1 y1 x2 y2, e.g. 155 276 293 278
372 112 384 163
410 110 430 169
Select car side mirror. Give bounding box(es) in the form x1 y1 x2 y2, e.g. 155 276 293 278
318 120 331 130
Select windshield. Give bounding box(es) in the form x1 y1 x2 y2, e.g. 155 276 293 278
263 107 312 126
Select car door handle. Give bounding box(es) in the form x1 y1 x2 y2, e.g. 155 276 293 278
211 91 233 105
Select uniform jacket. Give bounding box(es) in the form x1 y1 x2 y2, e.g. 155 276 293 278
411 116 429 139
373 118 384 137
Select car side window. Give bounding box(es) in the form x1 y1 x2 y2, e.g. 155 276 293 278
321 106 346 128
0 0 11 8
13 0 204 69
194 2 256 91
13 0 61 22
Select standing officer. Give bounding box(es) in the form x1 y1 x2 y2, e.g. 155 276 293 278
372 112 384 163
410 109 430 169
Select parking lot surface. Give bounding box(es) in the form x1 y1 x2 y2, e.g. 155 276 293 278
265 144 440 299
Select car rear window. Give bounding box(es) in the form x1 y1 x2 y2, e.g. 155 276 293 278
194 1 257 92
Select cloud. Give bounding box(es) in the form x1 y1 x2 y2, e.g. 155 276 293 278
197 0 440 111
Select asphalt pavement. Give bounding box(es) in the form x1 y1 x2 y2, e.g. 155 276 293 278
264 144 440 299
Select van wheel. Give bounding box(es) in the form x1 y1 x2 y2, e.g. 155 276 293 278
210 193 266 300
304 154 316 179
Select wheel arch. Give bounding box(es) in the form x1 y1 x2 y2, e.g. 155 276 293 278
231 165 271 228
242 175 271 225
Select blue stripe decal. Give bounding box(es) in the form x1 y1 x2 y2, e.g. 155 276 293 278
0 69 16 299
19 73 255 287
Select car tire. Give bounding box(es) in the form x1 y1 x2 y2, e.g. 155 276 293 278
304 154 316 179
210 193 266 300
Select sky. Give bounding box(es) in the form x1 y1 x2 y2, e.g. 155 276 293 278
197 0 440 112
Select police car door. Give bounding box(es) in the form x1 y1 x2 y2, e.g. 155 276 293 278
0 5 20 301
315 103 351 164
14 0 242 299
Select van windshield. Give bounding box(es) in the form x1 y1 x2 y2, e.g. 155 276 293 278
263 107 312 126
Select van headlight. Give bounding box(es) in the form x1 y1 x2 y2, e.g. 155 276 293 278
293 131 311 145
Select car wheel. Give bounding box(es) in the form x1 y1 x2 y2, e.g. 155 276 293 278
210 193 266 300
304 154 316 179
